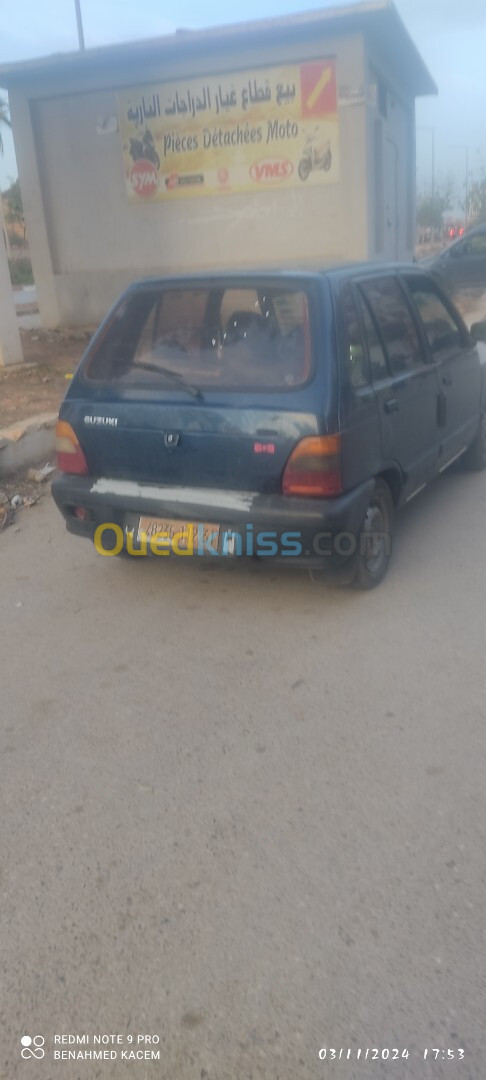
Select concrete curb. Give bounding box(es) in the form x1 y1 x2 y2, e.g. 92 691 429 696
0 412 57 477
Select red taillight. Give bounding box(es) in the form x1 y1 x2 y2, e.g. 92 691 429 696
282 435 342 497
56 420 89 475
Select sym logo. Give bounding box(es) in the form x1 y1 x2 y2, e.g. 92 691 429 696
249 158 294 184
130 158 159 198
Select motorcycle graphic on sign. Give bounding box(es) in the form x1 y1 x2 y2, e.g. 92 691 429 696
298 128 332 181
128 129 161 169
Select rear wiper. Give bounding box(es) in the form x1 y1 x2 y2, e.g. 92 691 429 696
125 360 204 399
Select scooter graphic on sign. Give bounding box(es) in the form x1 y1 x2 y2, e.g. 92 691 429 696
298 128 332 181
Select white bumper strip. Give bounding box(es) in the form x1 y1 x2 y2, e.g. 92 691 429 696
90 478 257 512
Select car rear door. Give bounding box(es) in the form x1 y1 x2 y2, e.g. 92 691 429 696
63 277 331 497
356 274 441 496
403 273 481 466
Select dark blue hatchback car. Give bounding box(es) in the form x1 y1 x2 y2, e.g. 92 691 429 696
52 266 486 587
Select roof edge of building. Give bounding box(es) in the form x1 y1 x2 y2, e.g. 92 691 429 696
0 0 437 98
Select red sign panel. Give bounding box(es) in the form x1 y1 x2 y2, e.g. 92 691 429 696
300 61 337 119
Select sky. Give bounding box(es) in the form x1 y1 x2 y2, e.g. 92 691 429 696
1 0 485 209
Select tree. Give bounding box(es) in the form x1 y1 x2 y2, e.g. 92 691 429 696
0 98 12 256
0 97 11 156
416 177 455 231
5 179 25 244
467 176 486 224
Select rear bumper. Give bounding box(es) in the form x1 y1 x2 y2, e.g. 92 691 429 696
51 473 376 579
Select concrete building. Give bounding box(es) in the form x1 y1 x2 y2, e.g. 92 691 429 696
0 0 436 328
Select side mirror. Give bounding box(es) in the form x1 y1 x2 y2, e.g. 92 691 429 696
470 321 486 345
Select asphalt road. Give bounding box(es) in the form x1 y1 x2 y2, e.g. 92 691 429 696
1 470 485 1080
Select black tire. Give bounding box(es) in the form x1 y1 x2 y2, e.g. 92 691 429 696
298 158 311 181
462 412 486 471
353 479 394 590
323 150 332 172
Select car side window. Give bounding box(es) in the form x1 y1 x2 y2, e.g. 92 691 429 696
356 290 389 382
405 277 465 357
466 234 486 256
361 276 425 374
339 284 370 389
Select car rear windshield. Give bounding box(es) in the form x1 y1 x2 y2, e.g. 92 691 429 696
84 284 313 391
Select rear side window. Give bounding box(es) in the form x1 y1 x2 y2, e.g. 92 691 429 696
361 276 425 374
405 276 466 356
84 285 312 391
465 233 486 255
339 284 369 389
356 290 389 382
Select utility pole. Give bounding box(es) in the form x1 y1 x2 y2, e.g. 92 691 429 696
74 0 85 50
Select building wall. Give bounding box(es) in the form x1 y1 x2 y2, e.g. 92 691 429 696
365 45 416 263
8 30 411 328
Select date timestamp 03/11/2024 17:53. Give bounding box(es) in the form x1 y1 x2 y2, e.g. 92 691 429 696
318 1049 465 1062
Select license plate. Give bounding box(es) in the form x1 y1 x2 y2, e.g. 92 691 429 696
137 516 220 551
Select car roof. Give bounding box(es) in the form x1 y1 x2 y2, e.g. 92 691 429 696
318 261 424 283
464 223 486 236
125 262 425 293
445 222 486 254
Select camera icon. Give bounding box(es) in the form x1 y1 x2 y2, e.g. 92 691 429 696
20 1035 45 1060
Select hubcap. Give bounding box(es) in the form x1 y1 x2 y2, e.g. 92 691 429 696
362 500 387 574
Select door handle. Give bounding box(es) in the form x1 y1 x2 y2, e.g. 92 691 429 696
442 373 452 386
384 398 399 414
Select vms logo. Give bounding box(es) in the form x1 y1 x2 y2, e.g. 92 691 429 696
250 158 294 184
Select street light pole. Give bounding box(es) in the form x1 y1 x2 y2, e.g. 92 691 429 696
451 145 470 224
465 146 469 223
417 126 435 200
431 128 435 202
74 0 85 50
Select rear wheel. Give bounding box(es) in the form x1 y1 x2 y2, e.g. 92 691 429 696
352 478 394 590
462 412 486 471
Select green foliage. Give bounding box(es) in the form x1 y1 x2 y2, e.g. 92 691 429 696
416 178 455 230
0 96 11 155
467 177 486 224
5 179 25 235
8 256 34 286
